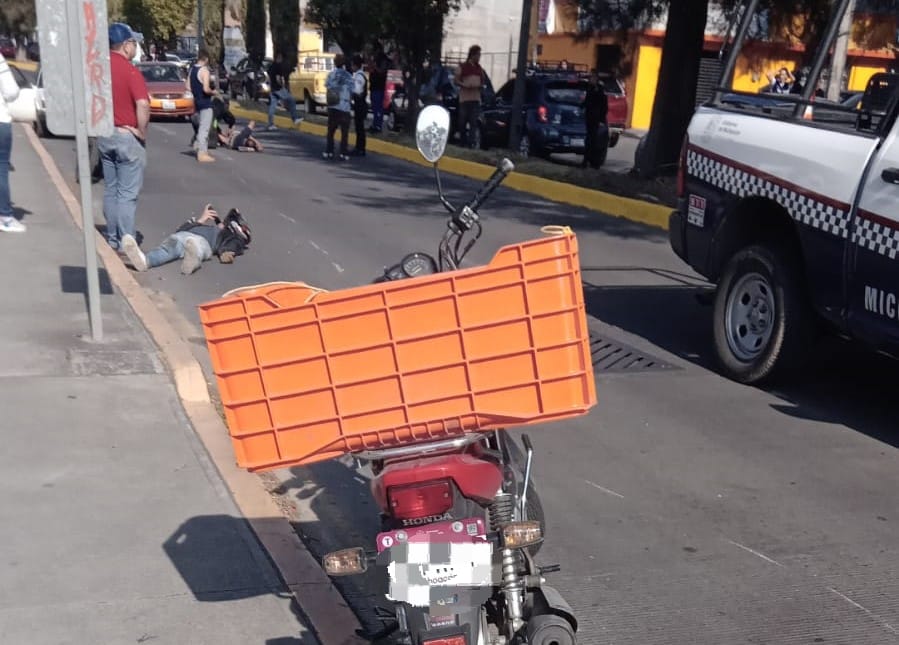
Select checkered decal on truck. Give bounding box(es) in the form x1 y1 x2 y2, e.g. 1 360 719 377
853 213 899 260
686 147 851 238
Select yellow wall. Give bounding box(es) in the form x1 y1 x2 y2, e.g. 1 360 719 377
537 37 595 69
631 45 661 129
848 65 887 91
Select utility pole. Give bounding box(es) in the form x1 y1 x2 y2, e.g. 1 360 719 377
827 0 855 101
197 0 205 52
508 0 534 153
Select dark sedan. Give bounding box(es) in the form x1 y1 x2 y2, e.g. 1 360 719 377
229 57 272 101
480 74 601 159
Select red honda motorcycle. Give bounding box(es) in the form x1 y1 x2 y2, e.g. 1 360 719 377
321 106 579 645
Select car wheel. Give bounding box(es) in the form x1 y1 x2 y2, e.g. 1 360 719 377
386 109 396 132
712 243 813 384
33 116 47 138
305 94 315 116
609 132 620 148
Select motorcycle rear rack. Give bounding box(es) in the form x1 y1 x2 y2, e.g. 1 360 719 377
354 433 485 462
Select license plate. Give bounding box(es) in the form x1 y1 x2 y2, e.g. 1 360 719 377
377 518 495 607
162 100 176 110
570 137 585 147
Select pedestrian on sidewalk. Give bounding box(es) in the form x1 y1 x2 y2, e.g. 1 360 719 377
97 23 150 250
121 203 251 275
454 45 486 148
351 55 367 157
189 50 217 163
267 52 303 131
323 54 353 161
0 52 24 233
582 70 608 169
369 44 389 133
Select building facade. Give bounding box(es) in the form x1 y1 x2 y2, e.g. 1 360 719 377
537 1 898 129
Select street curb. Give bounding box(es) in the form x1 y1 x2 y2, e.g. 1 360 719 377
24 123 367 645
231 104 672 231
10 60 38 72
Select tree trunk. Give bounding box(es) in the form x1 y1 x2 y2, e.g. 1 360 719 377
245 0 266 63
634 0 708 179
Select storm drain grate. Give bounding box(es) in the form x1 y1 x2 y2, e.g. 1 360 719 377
589 333 679 374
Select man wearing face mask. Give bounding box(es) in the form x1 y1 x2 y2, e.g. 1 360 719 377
97 23 150 252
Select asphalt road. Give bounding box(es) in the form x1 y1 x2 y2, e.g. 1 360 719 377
39 119 899 644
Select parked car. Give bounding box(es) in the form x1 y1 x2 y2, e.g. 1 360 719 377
229 56 271 101
598 73 627 146
136 62 194 119
289 53 335 114
33 67 48 137
481 73 603 160
0 37 16 60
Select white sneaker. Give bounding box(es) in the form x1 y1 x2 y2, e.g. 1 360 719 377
121 234 148 271
0 217 26 233
181 237 203 275
267 124 278 131
293 117 304 125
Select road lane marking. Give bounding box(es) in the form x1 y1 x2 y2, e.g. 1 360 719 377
828 587 899 635
308 240 329 255
276 212 297 224
725 539 784 567
585 480 624 499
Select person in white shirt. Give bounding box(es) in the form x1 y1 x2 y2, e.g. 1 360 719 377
0 53 23 233
351 55 368 157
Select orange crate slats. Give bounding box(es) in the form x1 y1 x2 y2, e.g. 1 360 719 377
199 233 597 472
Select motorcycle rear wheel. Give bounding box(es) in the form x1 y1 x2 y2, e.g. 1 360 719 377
526 614 577 645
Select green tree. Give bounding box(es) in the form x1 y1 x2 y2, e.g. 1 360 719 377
244 0 266 63
382 0 462 131
270 0 299 71
304 0 383 55
0 0 36 44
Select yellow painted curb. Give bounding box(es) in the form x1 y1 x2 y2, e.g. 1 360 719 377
10 60 38 72
231 104 672 231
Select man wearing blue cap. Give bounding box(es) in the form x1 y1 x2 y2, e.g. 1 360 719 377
96 23 149 251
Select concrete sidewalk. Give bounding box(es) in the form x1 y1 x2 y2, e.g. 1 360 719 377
0 125 318 644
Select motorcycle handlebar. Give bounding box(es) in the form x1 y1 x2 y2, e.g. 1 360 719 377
460 157 515 221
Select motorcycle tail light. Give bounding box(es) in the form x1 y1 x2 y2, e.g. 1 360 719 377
423 637 466 645
388 479 453 520
537 105 549 123
502 520 543 549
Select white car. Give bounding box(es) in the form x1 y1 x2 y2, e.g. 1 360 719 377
6 64 37 124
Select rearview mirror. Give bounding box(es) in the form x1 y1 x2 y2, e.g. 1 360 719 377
416 104 451 163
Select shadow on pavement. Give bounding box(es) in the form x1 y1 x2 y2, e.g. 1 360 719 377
583 276 899 448
268 459 394 638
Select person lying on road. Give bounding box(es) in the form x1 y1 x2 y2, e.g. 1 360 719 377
121 203 251 275
218 120 264 152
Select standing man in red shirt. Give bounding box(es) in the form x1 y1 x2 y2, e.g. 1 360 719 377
97 23 150 251
454 45 486 148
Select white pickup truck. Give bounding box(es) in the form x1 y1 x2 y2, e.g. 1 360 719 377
668 3 899 384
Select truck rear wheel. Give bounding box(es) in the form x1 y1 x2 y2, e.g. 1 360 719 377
713 243 812 384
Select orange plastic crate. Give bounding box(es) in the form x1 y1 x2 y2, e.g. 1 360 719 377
198 231 597 472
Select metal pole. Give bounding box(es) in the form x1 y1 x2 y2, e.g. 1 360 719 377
796 0 853 116
715 0 760 102
509 0 534 152
65 0 102 341
198 0 204 52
